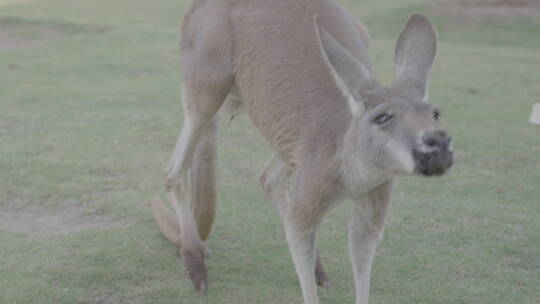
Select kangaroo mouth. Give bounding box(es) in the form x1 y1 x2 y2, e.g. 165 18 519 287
413 149 453 176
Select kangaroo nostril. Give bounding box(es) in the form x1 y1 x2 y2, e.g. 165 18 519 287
424 137 437 147
436 130 448 138
422 130 450 149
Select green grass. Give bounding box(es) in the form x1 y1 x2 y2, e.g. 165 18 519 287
1 0 539 303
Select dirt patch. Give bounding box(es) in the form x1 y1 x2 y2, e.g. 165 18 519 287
0 17 107 50
0 117 35 134
0 24 65 50
0 198 123 236
432 0 540 22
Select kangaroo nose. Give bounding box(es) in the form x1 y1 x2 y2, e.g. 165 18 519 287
423 130 451 150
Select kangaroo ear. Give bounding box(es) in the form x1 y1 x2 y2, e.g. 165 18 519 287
394 14 437 102
314 15 374 116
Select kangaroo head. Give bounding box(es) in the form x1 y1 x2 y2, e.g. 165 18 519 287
316 14 453 177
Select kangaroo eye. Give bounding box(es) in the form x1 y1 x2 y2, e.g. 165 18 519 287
373 113 393 125
433 110 440 120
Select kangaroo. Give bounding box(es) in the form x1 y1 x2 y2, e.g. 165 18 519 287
149 0 453 303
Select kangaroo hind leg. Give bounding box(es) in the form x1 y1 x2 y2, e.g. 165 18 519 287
160 0 235 292
165 85 230 293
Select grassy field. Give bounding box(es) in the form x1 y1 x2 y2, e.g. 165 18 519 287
1 0 539 303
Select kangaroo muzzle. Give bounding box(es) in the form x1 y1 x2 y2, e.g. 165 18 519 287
413 130 453 176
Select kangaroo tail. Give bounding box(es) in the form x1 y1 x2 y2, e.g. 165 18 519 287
150 118 219 246
190 118 219 242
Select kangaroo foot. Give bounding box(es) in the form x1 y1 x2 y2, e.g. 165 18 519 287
182 243 208 293
315 252 329 287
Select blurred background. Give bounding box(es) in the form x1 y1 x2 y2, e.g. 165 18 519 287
0 0 539 303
